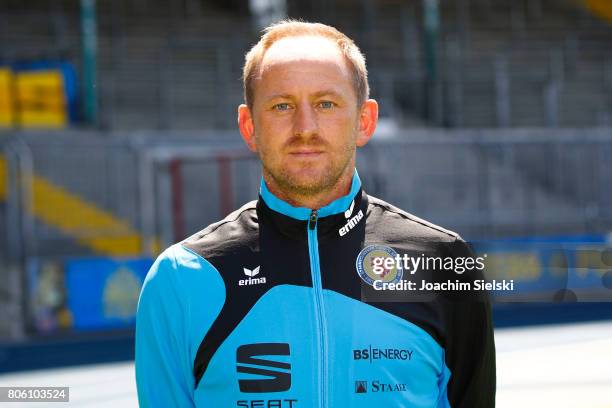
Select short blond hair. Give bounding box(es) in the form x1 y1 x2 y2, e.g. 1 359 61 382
242 20 369 108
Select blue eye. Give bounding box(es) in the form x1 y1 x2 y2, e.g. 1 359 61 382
274 103 290 111
319 101 334 109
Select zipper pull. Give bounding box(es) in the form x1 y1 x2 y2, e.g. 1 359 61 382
309 209 318 230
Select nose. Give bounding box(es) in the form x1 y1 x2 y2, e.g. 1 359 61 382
293 103 318 138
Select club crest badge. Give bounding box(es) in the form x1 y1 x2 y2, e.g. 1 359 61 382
355 245 403 286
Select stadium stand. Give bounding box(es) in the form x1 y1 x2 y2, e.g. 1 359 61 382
1 0 610 128
289 0 612 127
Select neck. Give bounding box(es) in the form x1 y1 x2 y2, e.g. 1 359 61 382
263 166 355 210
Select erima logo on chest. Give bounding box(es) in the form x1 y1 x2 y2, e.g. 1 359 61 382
339 200 364 236
239 266 266 286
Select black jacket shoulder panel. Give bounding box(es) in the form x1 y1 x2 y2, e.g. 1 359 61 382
366 194 461 244
182 200 259 259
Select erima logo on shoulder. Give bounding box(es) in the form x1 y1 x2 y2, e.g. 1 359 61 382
345 200 355 218
339 200 364 236
239 266 266 286
236 343 291 393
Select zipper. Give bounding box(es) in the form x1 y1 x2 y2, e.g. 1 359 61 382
307 209 327 407
309 210 318 230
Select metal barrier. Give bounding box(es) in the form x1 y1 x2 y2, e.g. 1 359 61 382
1 128 611 257
1 128 612 339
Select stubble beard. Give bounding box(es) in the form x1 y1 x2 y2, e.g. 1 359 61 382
261 142 355 198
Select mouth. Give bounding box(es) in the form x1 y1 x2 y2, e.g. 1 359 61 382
288 150 324 158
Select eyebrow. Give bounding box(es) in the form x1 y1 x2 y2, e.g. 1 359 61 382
312 90 344 99
265 90 345 101
266 93 293 100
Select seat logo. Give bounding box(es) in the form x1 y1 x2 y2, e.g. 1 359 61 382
236 343 291 393
239 266 266 286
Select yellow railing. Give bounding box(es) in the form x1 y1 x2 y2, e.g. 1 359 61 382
583 0 612 23
0 155 157 256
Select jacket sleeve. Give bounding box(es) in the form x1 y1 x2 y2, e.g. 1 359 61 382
135 247 196 407
444 237 497 407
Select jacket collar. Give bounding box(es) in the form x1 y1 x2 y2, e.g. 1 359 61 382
259 169 362 221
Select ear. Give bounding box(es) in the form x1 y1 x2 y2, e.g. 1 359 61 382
356 99 378 147
238 104 257 152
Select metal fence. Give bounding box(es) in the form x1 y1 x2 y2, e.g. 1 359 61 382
1 127 612 338
2 128 611 256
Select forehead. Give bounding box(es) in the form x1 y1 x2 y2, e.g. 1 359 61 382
262 36 345 66
257 36 353 87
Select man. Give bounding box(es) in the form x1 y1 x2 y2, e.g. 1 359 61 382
136 20 496 407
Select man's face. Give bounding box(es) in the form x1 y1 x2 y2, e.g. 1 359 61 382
242 36 365 196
